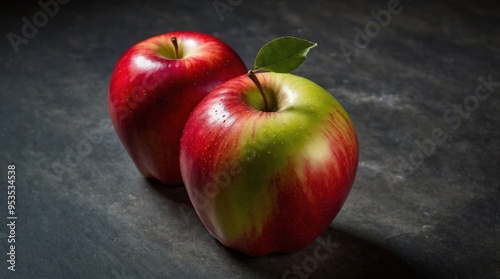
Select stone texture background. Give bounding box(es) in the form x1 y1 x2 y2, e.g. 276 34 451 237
1 0 499 278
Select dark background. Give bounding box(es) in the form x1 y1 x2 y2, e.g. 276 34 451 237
1 0 499 278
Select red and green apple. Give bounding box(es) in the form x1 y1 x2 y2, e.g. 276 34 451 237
179 72 359 256
108 31 247 185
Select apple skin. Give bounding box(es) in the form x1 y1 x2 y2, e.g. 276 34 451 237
108 31 247 185
179 72 359 256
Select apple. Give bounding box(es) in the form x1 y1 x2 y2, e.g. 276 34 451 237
108 31 247 185
179 72 359 256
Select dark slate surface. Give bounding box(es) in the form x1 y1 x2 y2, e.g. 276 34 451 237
1 0 499 278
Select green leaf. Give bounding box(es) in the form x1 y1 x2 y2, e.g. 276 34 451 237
254 36 317 73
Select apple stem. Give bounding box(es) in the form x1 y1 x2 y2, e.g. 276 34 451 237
247 70 270 112
171 37 179 59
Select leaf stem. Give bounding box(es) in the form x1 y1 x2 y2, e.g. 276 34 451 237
246 70 270 112
170 37 179 59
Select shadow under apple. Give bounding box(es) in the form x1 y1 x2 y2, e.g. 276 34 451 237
213 225 417 279
146 177 189 204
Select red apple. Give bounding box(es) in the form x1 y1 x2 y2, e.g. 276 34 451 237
179 72 359 256
108 31 247 185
